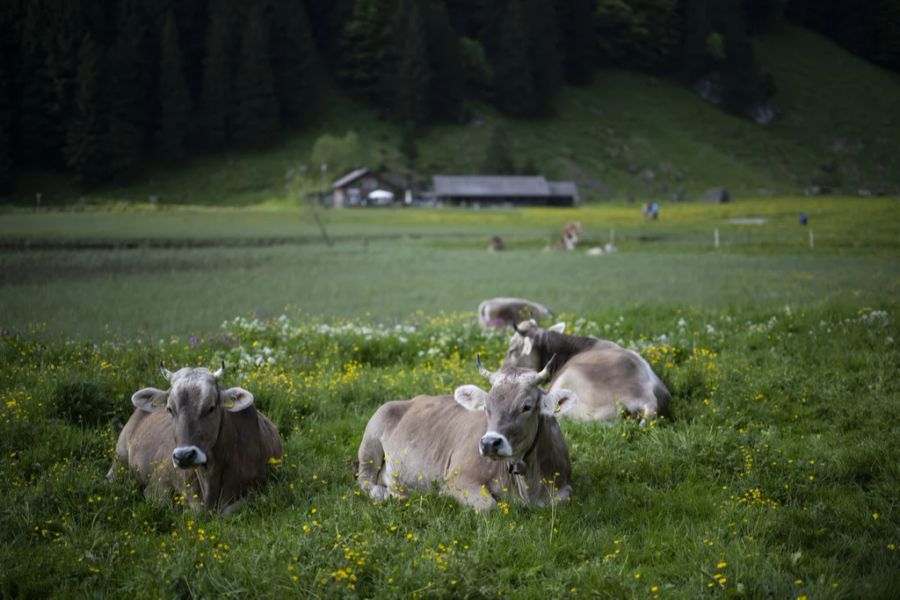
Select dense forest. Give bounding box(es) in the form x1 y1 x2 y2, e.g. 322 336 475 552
1 0 898 191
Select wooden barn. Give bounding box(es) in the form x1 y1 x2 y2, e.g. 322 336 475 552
331 168 406 207
431 175 579 207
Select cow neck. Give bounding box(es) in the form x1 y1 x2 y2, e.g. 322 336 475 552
508 416 543 476
197 386 228 510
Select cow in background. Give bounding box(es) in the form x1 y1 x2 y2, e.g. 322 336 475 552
478 297 552 329
505 320 670 422
109 363 283 514
357 357 577 510
544 221 582 251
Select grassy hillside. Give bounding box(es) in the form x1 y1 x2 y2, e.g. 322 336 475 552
7 25 900 207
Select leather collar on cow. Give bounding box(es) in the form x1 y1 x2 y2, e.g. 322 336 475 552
508 416 543 476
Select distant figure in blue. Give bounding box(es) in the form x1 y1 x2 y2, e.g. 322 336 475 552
799 213 808 225
650 201 659 220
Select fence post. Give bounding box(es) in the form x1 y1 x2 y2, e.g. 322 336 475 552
714 228 720 248
610 228 615 244
809 229 814 249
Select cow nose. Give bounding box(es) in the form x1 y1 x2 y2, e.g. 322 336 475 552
480 434 504 456
172 447 196 468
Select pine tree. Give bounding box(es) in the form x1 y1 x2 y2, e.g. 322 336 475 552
556 0 595 84
64 35 107 184
0 57 12 193
201 0 234 149
682 0 712 82
525 0 562 113
337 0 393 102
389 0 430 126
232 5 279 148
494 0 537 116
103 0 146 177
424 0 465 121
482 126 516 174
158 10 190 160
270 0 317 126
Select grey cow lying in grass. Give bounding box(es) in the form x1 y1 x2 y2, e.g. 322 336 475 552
505 320 671 422
109 363 283 515
357 357 577 510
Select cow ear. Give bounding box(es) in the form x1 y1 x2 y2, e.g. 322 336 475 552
454 385 488 411
540 389 578 416
132 388 167 413
548 322 566 333
220 387 254 412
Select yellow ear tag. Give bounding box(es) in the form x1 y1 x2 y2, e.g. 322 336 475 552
223 399 235 409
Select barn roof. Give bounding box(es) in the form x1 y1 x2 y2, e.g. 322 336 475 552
332 167 369 189
547 181 579 199
432 175 551 197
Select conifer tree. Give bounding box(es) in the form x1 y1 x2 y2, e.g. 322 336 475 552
338 0 393 102
525 0 562 112
271 0 317 126
233 6 279 147
201 0 234 149
158 10 190 160
494 1 537 116
424 0 465 121
104 0 146 177
0 59 12 193
390 0 430 126
64 35 107 184
556 0 595 84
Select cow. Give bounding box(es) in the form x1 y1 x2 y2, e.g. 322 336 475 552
478 297 552 329
504 320 670 422
109 363 283 515
544 221 582 251
487 235 506 251
356 357 578 510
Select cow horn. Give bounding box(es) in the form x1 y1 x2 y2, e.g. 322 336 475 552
476 355 496 384
159 361 174 382
212 361 225 379
529 354 556 386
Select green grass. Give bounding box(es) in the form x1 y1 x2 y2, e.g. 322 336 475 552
8 25 900 207
1 197 897 340
0 196 899 597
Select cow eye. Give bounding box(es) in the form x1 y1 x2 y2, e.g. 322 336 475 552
522 404 533 413
166 406 174 416
205 405 216 416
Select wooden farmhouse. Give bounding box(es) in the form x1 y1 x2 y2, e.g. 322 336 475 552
432 175 579 207
331 168 407 207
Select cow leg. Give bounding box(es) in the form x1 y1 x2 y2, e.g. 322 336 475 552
449 481 498 511
220 494 251 516
357 433 390 501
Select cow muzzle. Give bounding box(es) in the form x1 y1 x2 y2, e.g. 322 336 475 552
172 446 208 469
479 432 512 458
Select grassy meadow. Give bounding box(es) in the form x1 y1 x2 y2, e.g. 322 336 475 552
1 196 898 598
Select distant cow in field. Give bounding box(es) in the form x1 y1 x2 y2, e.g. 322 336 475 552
109 363 283 514
356 357 577 510
488 235 506 251
544 221 582 251
478 297 552 329
504 320 670 422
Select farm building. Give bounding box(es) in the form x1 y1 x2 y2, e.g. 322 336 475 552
432 175 579 207
331 168 407 207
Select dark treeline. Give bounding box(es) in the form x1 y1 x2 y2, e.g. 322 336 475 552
1 0 897 192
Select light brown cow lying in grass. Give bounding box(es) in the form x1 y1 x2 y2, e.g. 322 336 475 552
357 357 577 510
505 320 670 422
109 363 283 515
478 297 552 329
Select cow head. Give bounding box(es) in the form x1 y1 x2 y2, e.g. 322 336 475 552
453 356 577 460
504 319 566 371
131 362 254 469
